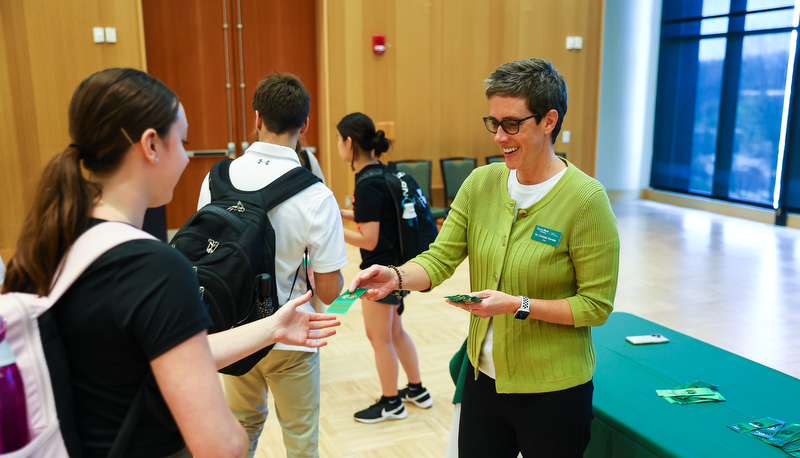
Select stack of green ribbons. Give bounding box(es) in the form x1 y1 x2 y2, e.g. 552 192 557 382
655 380 725 404
728 417 800 457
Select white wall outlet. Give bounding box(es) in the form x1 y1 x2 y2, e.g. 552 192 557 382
562 130 571 143
93 27 105 43
105 27 117 43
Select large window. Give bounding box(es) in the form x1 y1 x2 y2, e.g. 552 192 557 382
652 0 800 216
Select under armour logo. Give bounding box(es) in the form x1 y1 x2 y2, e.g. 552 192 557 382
206 239 219 254
257 159 270 165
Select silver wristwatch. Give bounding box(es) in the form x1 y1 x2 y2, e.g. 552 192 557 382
514 296 530 320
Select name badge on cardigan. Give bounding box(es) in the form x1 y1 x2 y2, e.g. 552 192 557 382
531 225 562 247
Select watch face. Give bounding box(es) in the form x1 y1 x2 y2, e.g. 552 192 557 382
515 296 530 319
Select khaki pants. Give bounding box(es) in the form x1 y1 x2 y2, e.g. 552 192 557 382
221 350 320 458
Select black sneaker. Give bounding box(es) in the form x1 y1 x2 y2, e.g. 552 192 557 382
354 397 407 423
398 384 433 408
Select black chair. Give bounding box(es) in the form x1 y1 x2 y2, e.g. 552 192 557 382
440 157 477 210
486 155 504 164
393 160 448 220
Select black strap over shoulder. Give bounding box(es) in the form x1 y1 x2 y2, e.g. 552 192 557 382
354 166 385 191
209 158 322 210
352 163 402 260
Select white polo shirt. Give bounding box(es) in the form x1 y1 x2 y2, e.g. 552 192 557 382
198 142 348 352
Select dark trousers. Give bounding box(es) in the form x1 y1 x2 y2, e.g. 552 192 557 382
458 363 594 458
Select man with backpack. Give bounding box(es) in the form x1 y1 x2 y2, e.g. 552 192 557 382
196 73 347 458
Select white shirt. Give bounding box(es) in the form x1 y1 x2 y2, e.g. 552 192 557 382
198 142 348 352
478 167 567 378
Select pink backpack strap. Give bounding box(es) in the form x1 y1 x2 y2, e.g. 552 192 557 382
47 222 157 303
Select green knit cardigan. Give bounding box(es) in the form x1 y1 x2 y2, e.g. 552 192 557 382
413 161 620 393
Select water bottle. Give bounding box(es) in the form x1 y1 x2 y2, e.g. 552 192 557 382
401 197 418 227
0 315 30 453
254 274 276 318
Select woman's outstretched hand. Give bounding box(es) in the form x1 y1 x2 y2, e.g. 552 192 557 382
272 291 341 348
347 264 398 300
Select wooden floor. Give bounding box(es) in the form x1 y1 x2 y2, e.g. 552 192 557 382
254 198 800 457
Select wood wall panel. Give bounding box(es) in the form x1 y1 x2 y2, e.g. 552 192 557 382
0 2 35 260
0 0 144 259
315 2 331 181
318 0 605 209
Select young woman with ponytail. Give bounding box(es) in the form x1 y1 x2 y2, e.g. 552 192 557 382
336 112 432 424
2 68 339 457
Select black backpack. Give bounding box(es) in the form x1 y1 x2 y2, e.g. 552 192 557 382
170 159 321 375
355 161 439 264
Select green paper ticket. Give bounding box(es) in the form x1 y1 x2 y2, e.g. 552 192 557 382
656 387 715 397
327 288 367 315
728 417 784 433
445 294 483 304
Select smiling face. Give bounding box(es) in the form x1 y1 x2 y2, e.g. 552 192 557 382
488 95 556 184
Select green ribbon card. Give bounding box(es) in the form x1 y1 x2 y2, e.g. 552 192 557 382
327 288 367 315
531 225 562 247
445 294 483 304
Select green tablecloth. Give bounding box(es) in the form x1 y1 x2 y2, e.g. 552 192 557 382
585 312 800 458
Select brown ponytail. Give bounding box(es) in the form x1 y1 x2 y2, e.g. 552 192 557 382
2 68 178 295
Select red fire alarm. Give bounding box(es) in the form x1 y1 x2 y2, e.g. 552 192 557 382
373 35 386 54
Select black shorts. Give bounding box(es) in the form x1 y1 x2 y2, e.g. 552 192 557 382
375 290 408 315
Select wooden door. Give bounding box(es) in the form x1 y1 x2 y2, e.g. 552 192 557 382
141 0 319 230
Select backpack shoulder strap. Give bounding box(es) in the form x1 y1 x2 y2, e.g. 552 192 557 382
208 158 235 201
48 222 156 302
260 167 323 212
354 167 386 191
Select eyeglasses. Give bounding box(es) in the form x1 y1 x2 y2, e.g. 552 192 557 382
482 114 538 135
